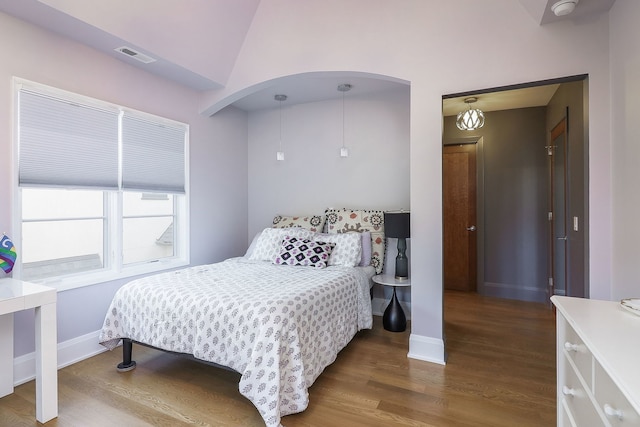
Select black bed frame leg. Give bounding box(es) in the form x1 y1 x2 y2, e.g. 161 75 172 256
116 338 137 372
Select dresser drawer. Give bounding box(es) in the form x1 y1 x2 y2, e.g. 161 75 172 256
561 354 606 427
563 319 593 389
594 360 640 426
561 398 578 427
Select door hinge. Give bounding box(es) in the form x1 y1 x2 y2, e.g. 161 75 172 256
548 211 553 221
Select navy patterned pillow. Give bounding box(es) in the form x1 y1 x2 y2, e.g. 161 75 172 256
274 236 335 268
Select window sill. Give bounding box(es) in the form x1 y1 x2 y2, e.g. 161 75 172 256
26 258 189 292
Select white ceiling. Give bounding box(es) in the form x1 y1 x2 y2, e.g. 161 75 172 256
233 78 562 116
0 0 614 112
518 0 616 25
230 75 409 112
442 84 561 117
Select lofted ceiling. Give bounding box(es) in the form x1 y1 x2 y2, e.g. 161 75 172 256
0 0 615 113
0 0 260 91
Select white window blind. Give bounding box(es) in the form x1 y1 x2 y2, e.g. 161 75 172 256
18 85 187 194
18 89 119 189
122 115 186 194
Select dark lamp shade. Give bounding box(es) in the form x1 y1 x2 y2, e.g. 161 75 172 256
384 211 410 239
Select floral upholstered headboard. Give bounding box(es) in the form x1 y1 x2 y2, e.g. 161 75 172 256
324 208 385 274
272 214 326 232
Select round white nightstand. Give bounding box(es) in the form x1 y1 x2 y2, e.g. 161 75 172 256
372 274 411 332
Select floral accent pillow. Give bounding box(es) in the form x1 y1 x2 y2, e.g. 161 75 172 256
324 208 385 274
274 236 335 268
272 215 326 233
249 227 315 262
313 232 362 268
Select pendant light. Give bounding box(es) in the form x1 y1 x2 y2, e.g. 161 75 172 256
337 83 352 157
274 94 287 160
456 97 485 131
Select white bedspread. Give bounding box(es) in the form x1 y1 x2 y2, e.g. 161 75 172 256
99 258 374 426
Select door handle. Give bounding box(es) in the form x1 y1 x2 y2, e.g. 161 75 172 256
556 236 567 240
466 225 476 231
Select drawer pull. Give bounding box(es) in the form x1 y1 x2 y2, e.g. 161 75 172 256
564 342 579 352
604 404 623 420
562 386 576 397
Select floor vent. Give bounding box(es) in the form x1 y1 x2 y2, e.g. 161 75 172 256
114 46 157 64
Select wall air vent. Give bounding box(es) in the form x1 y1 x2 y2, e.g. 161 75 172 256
114 46 157 64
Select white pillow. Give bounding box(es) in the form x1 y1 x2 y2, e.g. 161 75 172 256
249 227 315 261
243 230 263 258
359 231 372 266
313 232 362 267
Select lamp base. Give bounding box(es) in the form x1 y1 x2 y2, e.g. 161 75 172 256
383 287 407 332
394 237 408 280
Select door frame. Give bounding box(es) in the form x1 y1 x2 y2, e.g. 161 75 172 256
548 117 568 301
443 136 485 294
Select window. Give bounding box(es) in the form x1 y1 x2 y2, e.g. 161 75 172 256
13 79 189 290
122 192 176 264
22 189 105 281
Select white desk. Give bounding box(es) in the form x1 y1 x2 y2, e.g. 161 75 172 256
0 278 57 423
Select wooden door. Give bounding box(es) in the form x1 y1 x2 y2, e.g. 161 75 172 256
443 144 477 291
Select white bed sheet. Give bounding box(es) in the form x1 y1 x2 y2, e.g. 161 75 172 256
99 257 374 426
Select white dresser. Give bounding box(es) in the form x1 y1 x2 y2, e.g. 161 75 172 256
552 296 640 426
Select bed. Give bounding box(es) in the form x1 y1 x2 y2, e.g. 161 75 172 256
99 209 385 427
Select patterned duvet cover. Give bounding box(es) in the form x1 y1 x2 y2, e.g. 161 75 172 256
99 257 374 426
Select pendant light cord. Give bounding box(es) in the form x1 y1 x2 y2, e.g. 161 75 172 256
279 99 283 152
337 84 351 154
274 94 287 154
341 90 345 149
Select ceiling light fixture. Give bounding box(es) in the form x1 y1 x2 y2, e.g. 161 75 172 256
551 0 578 17
275 94 287 161
456 97 485 131
337 83 352 158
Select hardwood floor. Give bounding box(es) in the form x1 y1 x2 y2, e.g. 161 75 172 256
0 291 556 426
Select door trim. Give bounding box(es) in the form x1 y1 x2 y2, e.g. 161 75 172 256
443 136 484 294
549 117 568 301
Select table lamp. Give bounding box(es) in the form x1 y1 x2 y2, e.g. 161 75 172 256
384 210 410 280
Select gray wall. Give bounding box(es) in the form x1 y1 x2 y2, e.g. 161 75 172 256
247 88 411 303
247 88 410 239
444 107 548 302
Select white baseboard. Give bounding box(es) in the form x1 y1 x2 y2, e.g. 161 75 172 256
13 303 424 386
408 333 446 365
371 297 411 319
14 330 108 387
372 298 444 365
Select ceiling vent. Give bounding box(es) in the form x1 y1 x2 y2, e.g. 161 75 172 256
114 46 156 64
